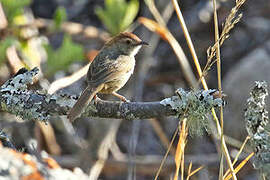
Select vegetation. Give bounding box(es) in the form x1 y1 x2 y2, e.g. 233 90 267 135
0 0 267 179
95 0 139 35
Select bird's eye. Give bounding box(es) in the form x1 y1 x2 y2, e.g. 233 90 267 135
125 39 132 44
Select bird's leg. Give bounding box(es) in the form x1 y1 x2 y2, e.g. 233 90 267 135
112 92 130 102
93 95 101 104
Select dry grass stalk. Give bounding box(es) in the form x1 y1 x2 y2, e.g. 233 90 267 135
154 127 179 180
171 0 207 89
172 0 239 179
174 118 188 180
138 16 197 88
203 0 246 76
138 17 168 41
211 0 226 179
224 152 254 180
143 0 248 179
186 163 204 180
143 0 166 27
140 0 198 88
149 118 176 155
223 136 250 178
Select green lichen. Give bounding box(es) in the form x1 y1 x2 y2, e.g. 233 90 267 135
125 113 137 121
0 68 50 122
245 81 270 177
0 102 8 111
83 103 98 117
161 88 223 136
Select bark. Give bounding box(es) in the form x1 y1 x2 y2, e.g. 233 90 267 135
0 68 223 122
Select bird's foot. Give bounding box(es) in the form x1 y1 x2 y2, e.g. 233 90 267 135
122 97 130 103
93 95 102 105
112 92 130 102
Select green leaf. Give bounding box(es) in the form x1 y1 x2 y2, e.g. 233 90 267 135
120 0 139 32
53 6 67 31
0 37 15 65
106 0 126 28
95 0 139 35
45 35 84 76
95 7 118 35
1 0 31 24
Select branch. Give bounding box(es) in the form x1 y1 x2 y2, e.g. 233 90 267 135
0 68 223 122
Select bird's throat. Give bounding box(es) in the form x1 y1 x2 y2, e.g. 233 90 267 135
130 45 142 57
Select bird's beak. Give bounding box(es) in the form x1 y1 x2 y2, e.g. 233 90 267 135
137 41 149 46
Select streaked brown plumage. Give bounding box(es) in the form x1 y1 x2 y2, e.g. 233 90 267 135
68 32 148 121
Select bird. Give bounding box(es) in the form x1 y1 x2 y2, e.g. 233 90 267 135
68 32 148 122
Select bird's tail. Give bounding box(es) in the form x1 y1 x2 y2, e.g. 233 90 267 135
68 85 101 122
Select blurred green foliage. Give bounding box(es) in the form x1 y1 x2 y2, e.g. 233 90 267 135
1 0 31 25
0 1 84 76
0 0 31 65
95 0 139 35
0 37 15 65
44 35 84 76
53 6 67 31
43 7 84 76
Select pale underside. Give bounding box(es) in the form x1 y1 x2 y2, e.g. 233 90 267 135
87 54 136 94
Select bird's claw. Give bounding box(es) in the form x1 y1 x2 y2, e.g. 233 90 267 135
94 95 101 105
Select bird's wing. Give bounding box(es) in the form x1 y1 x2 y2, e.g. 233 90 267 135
87 54 130 86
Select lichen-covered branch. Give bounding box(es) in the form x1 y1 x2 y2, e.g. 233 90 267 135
0 68 223 122
0 145 89 180
245 81 270 178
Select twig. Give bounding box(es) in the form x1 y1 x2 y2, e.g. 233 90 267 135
0 2 7 29
223 136 250 179
89 119 122 180
172 1 240 179
6 46 25 73
48 63 90 94
149 118 176 154
171 0 207 89
142 0 198 88
34 121 61 155
211 0 228 179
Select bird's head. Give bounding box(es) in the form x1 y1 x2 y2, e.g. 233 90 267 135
105 32 148 56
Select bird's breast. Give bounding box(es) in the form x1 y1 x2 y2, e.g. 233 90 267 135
100 55 135 94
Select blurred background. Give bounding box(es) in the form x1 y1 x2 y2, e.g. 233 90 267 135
0 0 269 179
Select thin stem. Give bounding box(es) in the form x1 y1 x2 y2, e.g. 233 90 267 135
223 136 250 178
154 127 179 180
212 0 231 179
144 0 198 88
171 0 207 89
172 1 237 179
